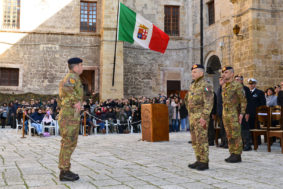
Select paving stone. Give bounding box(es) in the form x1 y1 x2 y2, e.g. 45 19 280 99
0 129 283 188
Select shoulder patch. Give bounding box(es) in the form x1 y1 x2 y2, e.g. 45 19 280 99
69 78 76 84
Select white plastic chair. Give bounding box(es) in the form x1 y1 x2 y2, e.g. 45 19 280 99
42 120 57 136
16 119 23 133
28 120 35 137
93 119 100 134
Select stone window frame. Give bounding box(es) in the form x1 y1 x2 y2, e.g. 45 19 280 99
80 0 97 32
1 0 21 30
164 5 180 36
207 0 215 26
0 64 23 91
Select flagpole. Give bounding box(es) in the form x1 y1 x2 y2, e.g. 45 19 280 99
112 0 120 86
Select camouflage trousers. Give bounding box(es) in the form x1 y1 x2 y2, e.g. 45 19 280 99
223 110 243 155
58 117 80 171
189 114 209 163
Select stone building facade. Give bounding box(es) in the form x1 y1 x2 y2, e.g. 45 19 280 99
0 0 282 100
189 0 283 91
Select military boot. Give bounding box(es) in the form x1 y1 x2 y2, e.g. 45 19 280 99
59 170 80 181
225 154 233 162
227 154 241 163
188 161 199 169
196 162 209 171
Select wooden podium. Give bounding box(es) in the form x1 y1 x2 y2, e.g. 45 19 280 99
141 104 169 142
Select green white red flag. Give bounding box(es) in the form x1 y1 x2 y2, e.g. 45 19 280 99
118 3 170 54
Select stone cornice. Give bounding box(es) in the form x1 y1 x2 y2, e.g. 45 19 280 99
232 7 283 18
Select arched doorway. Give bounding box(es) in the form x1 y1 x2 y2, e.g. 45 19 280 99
206 55 221 92
80 70 95 97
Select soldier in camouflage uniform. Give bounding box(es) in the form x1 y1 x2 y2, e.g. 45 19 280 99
185 64 214 171
58 58 83 181
221 66 247 163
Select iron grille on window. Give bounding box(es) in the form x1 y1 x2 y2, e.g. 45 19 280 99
0 68 19 86
164 6 180 36
208 1 215 25
80 1 97 32
2 0 21 29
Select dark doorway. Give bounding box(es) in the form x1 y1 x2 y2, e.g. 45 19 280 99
167 80 181 97
206 55 221 92
80 70 95 97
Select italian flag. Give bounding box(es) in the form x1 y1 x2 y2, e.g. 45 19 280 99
118 3 170 54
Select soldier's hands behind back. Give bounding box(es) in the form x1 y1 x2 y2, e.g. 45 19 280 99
199 118 207 129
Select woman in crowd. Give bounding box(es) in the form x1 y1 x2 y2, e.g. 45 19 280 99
0 103 8 128
171 97 180 132
266 87 278 107
42 110 54 126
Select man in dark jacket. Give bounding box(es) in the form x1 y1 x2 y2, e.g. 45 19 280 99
248 78 266 145
235 75 253 151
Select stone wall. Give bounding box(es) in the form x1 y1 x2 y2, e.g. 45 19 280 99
0 0 101 95
123 0 191 98
189 0 283 91
0 34 100 94
232 0 283 90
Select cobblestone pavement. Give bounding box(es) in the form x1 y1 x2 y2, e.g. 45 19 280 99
1 128 283 189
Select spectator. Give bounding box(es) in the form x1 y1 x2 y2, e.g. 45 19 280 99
30 108 44 136
81 109 95 134
124 106 132 118
171 97 180 132
274 85 281 96
0 103 8 128
131 106 141 133
166 100 174 132
248 78 266 145
42 110 54 126
24 109 32 134
95 108 106 133
50 98 57 113
266 87 278 107
116 107 128 133
179 99 188 131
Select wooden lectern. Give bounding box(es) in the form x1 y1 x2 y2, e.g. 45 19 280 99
141 104 169 142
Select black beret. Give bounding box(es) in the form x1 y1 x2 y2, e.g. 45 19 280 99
222 66 233 73
191 64 204 70
68 57 83 65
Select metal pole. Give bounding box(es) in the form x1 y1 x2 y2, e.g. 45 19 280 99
200 0 204 65
112 0 120 86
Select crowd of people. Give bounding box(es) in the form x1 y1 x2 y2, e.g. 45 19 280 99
0 80 282 140
0 94 190 135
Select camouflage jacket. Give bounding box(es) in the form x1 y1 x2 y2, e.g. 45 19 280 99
58 71 83 109
185 76 214 120
222 80 247 115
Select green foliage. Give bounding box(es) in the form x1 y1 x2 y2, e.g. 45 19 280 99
0 93 58 104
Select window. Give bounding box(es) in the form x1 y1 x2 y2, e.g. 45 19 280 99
0 68 19 86
80 1 97 32
2 0 21 29
164 6 180 36
207 1 215 25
